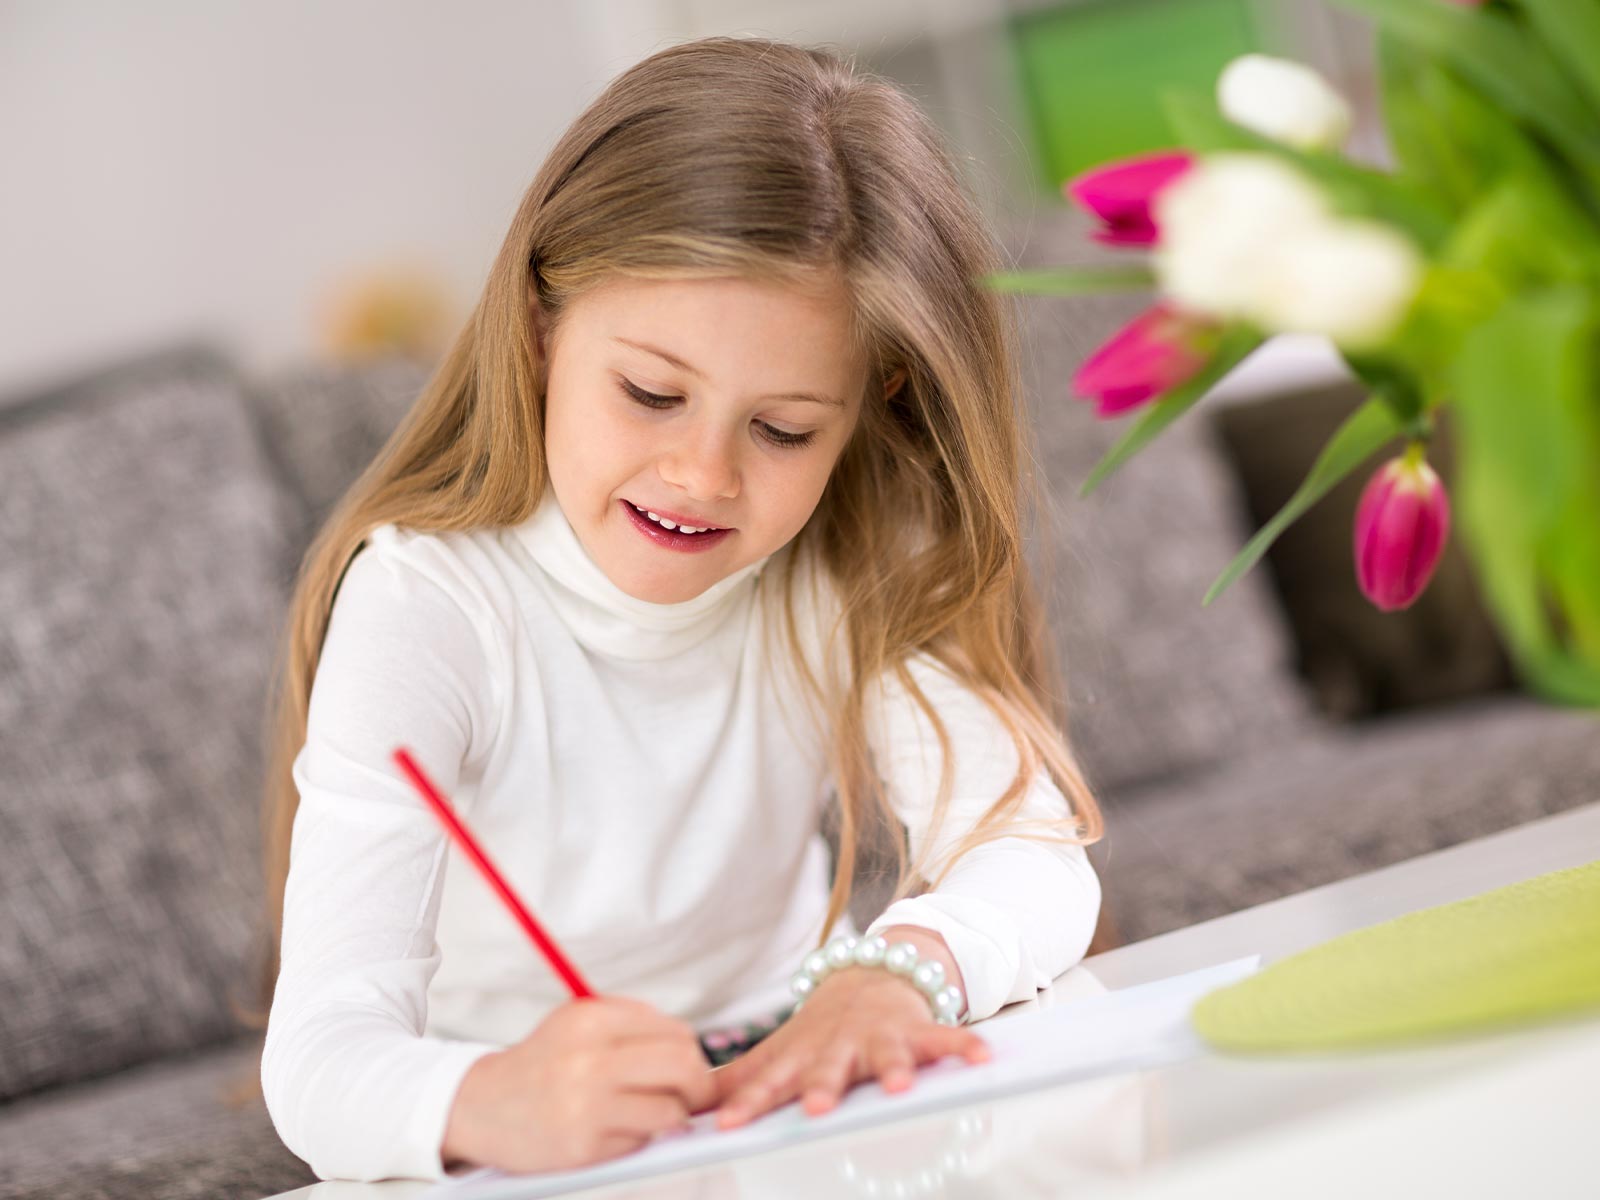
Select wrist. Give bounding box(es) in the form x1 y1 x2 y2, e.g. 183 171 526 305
871 924 965 999
791 932 968 1025
440 1050 499 1171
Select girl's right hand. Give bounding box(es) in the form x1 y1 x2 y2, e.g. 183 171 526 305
440 994 718 1175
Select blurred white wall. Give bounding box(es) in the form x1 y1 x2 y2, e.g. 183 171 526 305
0 1 700 394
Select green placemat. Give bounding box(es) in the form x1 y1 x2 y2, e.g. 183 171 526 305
1191 859 1600 1052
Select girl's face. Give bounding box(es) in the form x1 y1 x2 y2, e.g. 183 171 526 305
534 271 877 605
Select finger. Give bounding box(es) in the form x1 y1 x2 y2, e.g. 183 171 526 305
608 1040 719 1114
867 1030 918 1093
599 1091 692 1139
591 1130 652 1163
798 1040 859 1116
591 996 700 1041
908 1024 993 1067
706 1045 766 1107
716 1054 804 1130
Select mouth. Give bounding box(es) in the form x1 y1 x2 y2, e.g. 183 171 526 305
622 499 732 533
620 499 735 552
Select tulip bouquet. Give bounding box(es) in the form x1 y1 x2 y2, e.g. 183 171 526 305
987 0 1600 705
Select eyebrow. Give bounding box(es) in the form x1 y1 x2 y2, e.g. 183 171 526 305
613 337 847 409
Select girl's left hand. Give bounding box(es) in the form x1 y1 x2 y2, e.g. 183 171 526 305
709 965 992 1128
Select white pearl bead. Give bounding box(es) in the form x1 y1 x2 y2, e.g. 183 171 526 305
825 935 858 970
884 942 919 975
802 949 830 980
853 935 889 967
790 971 816 999
933 985 964 1019
911 961 945 996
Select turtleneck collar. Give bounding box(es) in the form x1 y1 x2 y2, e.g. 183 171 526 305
508 483 773 661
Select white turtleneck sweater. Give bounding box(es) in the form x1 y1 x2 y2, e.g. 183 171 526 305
260 484 1101 1183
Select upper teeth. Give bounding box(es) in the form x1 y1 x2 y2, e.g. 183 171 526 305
636 503 713 534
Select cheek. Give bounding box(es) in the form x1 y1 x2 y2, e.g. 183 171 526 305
545 389 631 481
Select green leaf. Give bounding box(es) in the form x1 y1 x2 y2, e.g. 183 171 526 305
1202 396 1406 607
1078 326 1264 498
1518 0 1600 126
1326 0 1600 201
1443 175 1600 290
981 265 1157 295
1447 284 1600 700
1374 33 1481 216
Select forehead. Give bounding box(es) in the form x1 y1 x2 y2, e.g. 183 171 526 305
572 272 866 398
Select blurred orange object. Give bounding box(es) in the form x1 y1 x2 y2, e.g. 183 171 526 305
319 264 453 364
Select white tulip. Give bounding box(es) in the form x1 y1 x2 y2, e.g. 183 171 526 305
1152 152 1331 321
1217 53 1353 153
1249 219 1424 348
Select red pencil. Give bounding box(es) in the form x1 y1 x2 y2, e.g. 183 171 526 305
392 745 596 1000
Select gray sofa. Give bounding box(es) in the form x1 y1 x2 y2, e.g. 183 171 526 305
4 215 1597 1199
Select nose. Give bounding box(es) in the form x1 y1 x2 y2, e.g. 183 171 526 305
658 419 740 504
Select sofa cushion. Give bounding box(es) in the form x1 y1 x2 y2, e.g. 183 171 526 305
248 356 431 556
1006 209 1319 791
0 1034 314 1200
0 344 301 1101
1094 696 1600 943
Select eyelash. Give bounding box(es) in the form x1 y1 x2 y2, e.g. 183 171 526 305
618 378 819 449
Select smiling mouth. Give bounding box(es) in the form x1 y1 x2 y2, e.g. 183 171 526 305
623 499 731 532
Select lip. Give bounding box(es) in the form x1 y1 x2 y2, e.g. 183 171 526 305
620 499 735 553
623 500 733 531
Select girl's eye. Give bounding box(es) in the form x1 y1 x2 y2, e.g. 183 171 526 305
617 378 818 449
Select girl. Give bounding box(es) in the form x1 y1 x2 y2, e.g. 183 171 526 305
252 34 1105 1184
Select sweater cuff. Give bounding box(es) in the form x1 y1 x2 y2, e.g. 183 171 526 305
863 892 1021 1023
403 1038 505 1181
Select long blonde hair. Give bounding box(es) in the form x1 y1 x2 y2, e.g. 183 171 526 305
236 35 1105 1046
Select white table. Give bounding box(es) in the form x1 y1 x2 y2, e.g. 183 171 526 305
266 802 1600 1198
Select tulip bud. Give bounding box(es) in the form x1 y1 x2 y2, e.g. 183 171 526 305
1353 447 1451 611
1071 301 1224 417
1217 53 1353 153
1063 151 1197 247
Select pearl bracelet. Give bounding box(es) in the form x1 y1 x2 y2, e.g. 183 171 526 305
790 934 968 1026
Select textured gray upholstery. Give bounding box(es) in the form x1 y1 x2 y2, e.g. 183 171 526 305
1007 212 1320 792
249 357 431 552
0 1034 314 1199
1095 694 1600 942
0 346 300 1104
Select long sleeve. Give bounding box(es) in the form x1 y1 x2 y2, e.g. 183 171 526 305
260 536 509 1182
860 651 1101 1022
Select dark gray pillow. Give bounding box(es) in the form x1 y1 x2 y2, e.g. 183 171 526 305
1007 208 1320 791
248 356 431 557
0 344 301 1100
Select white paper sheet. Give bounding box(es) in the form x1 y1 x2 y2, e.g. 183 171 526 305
421 954 1261 1199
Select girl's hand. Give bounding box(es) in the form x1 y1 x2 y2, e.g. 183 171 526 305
710 964 991 1129
441 994 718 1175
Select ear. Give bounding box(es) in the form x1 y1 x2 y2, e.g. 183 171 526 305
883 367 907 400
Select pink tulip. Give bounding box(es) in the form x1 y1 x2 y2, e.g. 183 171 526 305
1071 301 1224 417
1063 151 1197 246
1353 448 1451 611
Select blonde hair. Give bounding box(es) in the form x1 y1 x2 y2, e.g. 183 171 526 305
234 35 1106 1054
